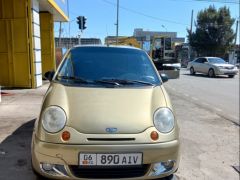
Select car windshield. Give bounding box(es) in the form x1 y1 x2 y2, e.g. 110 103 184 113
55 47 161 87
208 58 226 64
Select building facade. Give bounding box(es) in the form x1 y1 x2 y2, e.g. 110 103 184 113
0 0 68 88
104 36 128 45
133 28 185 46
55 37 102 49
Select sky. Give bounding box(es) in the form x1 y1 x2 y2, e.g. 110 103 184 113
55 0 240 43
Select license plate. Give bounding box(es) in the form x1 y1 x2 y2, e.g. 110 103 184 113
79 153 142 166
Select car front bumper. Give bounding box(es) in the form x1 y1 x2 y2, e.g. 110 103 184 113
32 135 180 179
216 68 238 75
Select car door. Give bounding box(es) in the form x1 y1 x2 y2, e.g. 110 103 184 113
193 58 203 72
200 58 210 74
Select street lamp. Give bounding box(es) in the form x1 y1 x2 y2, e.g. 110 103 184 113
161 25 167 32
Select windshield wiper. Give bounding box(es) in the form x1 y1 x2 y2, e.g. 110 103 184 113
95 79 121 86
127 80 155 86
57 75 90 83
96 79 155 86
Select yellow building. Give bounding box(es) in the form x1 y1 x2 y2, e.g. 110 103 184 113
0 0 69 88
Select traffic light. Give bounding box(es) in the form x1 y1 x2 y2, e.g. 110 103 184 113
77 16 82 29
77 16 87 30
82 16 87 30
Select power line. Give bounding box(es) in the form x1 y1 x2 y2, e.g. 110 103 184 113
168 0 239 4
101 0 189 26
102 0 237 27
193 0 239 4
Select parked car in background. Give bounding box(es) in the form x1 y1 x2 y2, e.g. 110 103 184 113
187 57 238 78
31 46 180 180
236 63 240 69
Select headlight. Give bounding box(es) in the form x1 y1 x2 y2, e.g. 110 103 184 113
153 108 175 133
42 106 67 133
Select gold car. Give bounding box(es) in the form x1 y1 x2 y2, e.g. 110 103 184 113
31 46 180 180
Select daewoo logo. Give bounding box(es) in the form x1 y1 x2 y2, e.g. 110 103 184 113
106 127 118 133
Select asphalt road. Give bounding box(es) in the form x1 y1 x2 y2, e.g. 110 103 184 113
163 70 239 179
164 68 239 125
0 76 239 180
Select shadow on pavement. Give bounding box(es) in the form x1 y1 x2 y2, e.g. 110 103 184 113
0 119 179 180
0 119 37 180
182 73 233 79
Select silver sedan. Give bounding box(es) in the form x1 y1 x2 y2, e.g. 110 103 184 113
187 57 238 78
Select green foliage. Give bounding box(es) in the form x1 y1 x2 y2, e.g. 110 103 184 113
188 6 235 57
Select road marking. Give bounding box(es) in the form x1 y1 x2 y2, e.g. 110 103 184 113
184 94 189 97
191 97 198 101
230 116 238 121
215 108 222 112
201 102 210 106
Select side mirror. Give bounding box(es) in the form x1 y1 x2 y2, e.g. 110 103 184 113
160 73 169 83
44 71 55 81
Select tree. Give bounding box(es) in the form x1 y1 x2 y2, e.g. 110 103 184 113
188 6 235 57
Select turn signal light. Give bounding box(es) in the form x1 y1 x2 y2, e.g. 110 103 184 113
62 131 70 141
150 131 159 141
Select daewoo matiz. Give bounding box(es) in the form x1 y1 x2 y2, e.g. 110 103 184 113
31 46 180 180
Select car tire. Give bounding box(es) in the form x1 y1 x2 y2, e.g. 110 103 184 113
208 69 215 78
228 75 235 78
190 67 195 75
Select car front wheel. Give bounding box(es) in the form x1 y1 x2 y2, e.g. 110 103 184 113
190 67 195 75
208 69 215 78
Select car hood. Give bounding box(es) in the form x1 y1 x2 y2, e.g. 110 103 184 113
41 83 168 134
212 63 234 67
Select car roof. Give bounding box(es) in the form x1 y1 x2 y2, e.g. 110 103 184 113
72 44 141 51
196 57 221 59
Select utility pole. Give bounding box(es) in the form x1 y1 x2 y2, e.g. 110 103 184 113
67 0 71 48
234 19 238 46
116 0 119 45
189 10 194 61
59 22 62 47
190 10 193 35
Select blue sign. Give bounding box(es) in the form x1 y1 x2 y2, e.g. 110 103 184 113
143 41 151 52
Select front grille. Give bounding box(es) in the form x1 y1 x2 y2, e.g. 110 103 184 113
69 165 150 179
87 138 135 141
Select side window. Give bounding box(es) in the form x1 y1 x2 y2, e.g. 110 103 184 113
58 53 74 77
202 58 207 63
196 58 207 63
195 58 202 63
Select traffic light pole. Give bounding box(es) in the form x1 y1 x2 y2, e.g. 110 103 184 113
78 32 81 45
76 16 87 45
59 22 62 47
81 16 83 33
